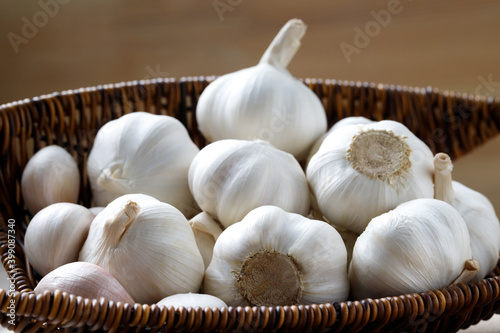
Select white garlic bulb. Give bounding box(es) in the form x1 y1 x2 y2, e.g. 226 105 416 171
203 206 349 307
21 145 80 215
34 261 135 304
157 293 227 309
434 153 500 281
189 212 223 269
306 116 375 165
189 139 310 229
87 112 200 218
79 193 205 304
25 202 95 277
348 198 478 300
307 120 435 234
196 19 327 160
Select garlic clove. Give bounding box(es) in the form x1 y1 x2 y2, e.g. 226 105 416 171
25 202 95 277
87 112 200 218
21 145 80 215
189 212 223 269
434 152 500 281
203 205 349 307
157 293 228 309
79 193 205 304
307 120 435 234
34 261 135 304
189 139 310 228
348 198 475 300
196 19 327 160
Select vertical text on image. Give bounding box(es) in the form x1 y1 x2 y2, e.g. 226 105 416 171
6 219 17 326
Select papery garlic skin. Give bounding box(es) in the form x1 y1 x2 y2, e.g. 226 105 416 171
25 203 94 277
87 112 200 218
196 19 327 160
34 261 135 304
21 145 80 215
79 194 205 304
348 198 476 300
189 212 223 269
189 139 310 228
306 116 375 165
434 153 500 281
307 120 434 234
157 293 228 309
204 206 349 307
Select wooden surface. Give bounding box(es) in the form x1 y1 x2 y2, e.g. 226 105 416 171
0 1 499 331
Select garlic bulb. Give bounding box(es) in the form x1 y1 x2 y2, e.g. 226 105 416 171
196 19 327 160
189 139 310 228
87 112 200 218
34 261 135 304
203 206 349 307
348 198 478 300
79 193 205 304
334 226 359 266
157 293 228 309
434 153 500 281
21 145 80 215
189 212 223 269
307 120 435 234
306 116 375 165
25 202 94 277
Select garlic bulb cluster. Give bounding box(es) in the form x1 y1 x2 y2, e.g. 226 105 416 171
196 19 327 160
434 153 500 281
34 261 135 304
348 198 478 300
79 193 205 304
204 206 349 307
157 293 228 309
189 139 310 228
307 120 435 234
189 212 223 269
21 145 80 215
87 112 200 218
24 203 95 277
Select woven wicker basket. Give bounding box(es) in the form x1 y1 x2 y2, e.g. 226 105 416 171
0 77 499 332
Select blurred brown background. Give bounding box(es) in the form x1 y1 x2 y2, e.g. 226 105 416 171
2 1 498 213
0 1 499 330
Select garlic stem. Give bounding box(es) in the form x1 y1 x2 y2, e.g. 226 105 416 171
451 259 480 284
259 18 306 71
105 200 140 245
433 153 454 204
189 212 223 240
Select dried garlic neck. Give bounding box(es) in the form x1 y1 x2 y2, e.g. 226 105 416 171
452 259 480 284
259 19 306 71
236 250 302 306
346 129 412 184
105 200 140 245
433 153 455 204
